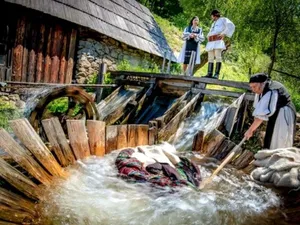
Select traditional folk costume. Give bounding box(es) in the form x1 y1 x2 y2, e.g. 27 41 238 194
177 26 204 66
250 74 296 149
206 17 235 78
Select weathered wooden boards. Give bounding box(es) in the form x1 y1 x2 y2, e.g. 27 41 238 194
11 17 77 83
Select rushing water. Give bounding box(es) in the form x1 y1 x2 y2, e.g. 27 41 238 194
39 150 282 225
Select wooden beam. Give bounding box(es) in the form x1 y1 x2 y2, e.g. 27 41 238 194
50 25 63 83
0 128 52 185
148 127 157 145
35 24 46 82
0 187 36 215
12 17 26 81
117 125 128 149
192 130 205 152
43 26 52 83
192 88 254 100
127 125 137 148
27 23 38 82
10 119 66 178
58 33 67 84
202 129 226 156
105 125 118 154
21 22 30 82
0 158 38 199
0 204 34 224
136 125 149 146
87 120 106 156
67 120 90 159
110 71 251 91
65 29 77 84
158 93 200 141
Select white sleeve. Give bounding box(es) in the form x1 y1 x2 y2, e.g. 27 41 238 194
221 18 235 38
194 28 205 43
252 90 278 121
182 27 190 40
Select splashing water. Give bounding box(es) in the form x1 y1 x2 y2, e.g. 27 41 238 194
39 151 281 225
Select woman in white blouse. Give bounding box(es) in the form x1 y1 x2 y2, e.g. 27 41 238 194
244 73 296 149
177 16 205 73
205 10 235 79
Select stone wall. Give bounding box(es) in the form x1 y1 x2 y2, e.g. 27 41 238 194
76 29 162 84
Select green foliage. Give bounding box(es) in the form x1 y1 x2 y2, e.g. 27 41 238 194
47 98 69 114
0 101 21 130
117 59 160 73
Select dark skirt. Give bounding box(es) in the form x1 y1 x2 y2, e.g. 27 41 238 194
184 39 198 64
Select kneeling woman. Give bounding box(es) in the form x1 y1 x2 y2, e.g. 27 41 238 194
244 73 296 149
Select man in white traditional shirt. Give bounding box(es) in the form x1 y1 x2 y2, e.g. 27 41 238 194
244 73 296 149
205 9 235 79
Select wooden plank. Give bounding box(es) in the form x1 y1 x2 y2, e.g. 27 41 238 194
213 139 236 160
0 128 52 185
105 125 118 154
117 125 128 149
50 117 76 164
87 120 106 156
136 125 149 146
232 150 254 170
0 221 18 225
35 24 45 82
202 129 226 156
148 127 157 145
0 204 33 224
42 118 68 166
21 22 30 82
12 17 26 81
50 25 63 83
192 88 254 101
58 33 67 83
0 157 38 199
0 187 36 215
27 23 38 82
158 93 200 141
43 26 52 83
65 29 77 84
192 130 205 152
110 71 251 91
127 125 137 147
67 120 90 159
10 119 66 177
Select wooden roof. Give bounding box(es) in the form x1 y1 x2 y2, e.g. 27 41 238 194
4 0 176 60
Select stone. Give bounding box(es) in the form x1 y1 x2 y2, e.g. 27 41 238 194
15 100 26 109
103 58 113 66
9 100 16 107
76 72 87 78
111 49 118 59
8 94 20 102
76 77 86 84
91 61 99 69
0 96 9 101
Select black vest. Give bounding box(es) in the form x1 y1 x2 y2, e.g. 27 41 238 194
261 81 296 148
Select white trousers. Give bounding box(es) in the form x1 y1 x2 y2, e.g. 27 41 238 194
208 49 222 63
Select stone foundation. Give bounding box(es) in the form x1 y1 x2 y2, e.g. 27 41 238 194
76 29 162 84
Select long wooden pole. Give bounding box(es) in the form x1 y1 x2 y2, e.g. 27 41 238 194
199 137 247 189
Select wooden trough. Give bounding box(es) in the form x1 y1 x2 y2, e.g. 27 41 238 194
1 71 298 224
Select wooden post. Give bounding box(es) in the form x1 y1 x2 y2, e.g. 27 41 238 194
137 125 149 146
65 29 77 84
192 130 205 152
12 17 26 81
105 125 118 154
167 51 171 74
87 120 106 156
58 33 67 83
0 128 52 185
96 63 107 103
35 24 45 82
21 22 30 82
161 51 166 73
127 125 137 147
43 26 52 83
0 158 38 199
148 127 157 145
10 119 66 178
0 187 36 215
27 23 38 82
67 120 91 159
50 25 63 83
117 125 128 149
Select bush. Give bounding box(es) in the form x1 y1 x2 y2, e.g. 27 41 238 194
0 101 21 130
